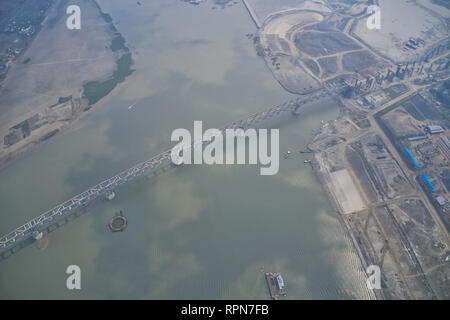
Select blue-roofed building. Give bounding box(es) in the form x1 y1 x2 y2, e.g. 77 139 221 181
422 175 435 191
404 147 421 169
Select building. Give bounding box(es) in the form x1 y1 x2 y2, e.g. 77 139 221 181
422 175 435 191
441 136 450 149
404 147 421 169
427 125 444 134
408 135 428 142
435 196 447 206
363 91 389 107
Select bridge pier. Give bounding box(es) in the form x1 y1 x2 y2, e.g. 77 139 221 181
106 190 115 201
32 231 43 241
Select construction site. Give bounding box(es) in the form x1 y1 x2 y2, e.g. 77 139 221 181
311 108 450 299
239 0 450 300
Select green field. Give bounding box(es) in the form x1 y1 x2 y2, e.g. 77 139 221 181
82 4 134 106
83 53 134 105
111 34 128 52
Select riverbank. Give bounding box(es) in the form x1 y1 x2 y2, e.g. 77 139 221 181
0 0 374 299
241 0 262 28
309 134 383 300
83 1 135 106
0 0 134 172
307 105 450 299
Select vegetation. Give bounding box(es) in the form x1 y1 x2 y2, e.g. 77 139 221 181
110 34 128 52
4 130 22 146
431 0 450 9
253 36 265 57
83 79 116 106
57 96 72 104
101 13 113 23
83 53 134 105
7 120 31 142
115 53 134 81
111 218 125 229
431 80 450 107
20 121 30 138
47 0 68 29
81 5 134 106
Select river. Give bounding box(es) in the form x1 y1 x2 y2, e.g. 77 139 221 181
0 0 374 299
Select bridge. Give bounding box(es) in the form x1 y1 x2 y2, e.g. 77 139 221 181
0 87 337 259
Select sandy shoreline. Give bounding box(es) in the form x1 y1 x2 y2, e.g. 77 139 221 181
0 0 134 173
308 127 383 300
0 78 131 172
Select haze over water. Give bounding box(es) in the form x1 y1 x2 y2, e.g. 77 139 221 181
0 0 374 299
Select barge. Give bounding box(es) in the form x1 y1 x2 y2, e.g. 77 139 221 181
265 272 287 300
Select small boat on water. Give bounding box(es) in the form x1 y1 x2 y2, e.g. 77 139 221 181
284 150 292 159
127 102 137 110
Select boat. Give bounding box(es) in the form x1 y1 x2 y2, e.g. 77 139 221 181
127 102 137 110
265 272 287 300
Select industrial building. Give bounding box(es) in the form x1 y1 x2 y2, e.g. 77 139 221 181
427 125 445 134
408 135 428 142
422 175 435 191
404 147 421 169
441 136 450 149
435 195 447 206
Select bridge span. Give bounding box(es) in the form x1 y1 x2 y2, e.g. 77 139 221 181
0 88 335 259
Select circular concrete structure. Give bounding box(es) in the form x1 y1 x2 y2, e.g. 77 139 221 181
109 215 127 232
